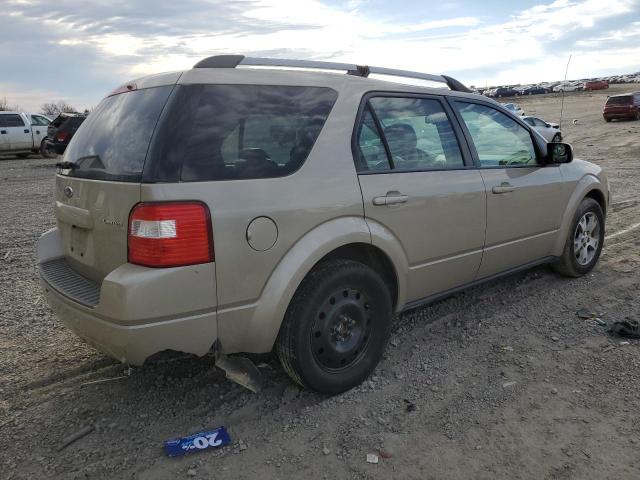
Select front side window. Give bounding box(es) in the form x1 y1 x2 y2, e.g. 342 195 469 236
454 102 537 167
356 96 464 172
149 84 337 182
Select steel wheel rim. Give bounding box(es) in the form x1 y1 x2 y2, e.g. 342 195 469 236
310 288 372 372
574 212 600 266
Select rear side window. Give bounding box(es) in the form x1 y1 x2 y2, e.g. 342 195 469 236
147 84 338 182
62 86 173 182
606 96 632 105
0 114 25 127
355 96 464 172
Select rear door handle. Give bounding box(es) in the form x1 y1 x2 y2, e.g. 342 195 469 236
373 192 409 206
492 183 516 194
0 130 6 134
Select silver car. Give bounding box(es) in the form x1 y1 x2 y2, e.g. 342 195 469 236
523 116 563 142
37 55 609 394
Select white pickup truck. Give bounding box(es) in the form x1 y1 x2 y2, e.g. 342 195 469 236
0 111 54 157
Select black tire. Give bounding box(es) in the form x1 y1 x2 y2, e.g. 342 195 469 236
16 153 30 158
276 259 392 395
40 139 56 159
552 198 604 277
605 118 612 123
552 133 562 142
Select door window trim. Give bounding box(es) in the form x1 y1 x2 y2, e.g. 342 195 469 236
446 96 548 169
351 91 476 175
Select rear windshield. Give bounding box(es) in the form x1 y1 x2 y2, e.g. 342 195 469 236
145 84 338 182
606 95 632 105
61 117 85 131
62 86 173 182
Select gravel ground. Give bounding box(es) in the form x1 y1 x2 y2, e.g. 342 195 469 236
1 85 639 479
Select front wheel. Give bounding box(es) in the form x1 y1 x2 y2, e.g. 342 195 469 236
552 198 604 277
276 260 392 394
552 133 562 142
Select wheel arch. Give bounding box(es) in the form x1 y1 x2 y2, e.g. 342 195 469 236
216 216 408 354
552 175 607 256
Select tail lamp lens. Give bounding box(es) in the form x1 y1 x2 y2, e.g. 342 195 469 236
128 202 213 267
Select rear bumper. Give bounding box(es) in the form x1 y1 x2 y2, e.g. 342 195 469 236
41 286 217 365
44 140 67 155
37 227 218 365
603 113 636 120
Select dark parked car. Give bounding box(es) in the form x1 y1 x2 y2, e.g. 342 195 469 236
517 85 548 95
488 87 519 98
603 93 640 122
45 113 87 155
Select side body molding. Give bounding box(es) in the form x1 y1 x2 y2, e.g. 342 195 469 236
217 216 409 354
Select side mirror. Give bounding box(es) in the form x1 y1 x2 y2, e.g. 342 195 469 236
547 142 573 164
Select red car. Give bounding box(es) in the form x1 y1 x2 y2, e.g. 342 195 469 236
603 93 640 122
585 80 609 90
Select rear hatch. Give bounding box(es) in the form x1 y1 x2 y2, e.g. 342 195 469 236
55 84 175 282
604 95 632 115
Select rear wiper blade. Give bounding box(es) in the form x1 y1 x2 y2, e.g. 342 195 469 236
55 161 77 170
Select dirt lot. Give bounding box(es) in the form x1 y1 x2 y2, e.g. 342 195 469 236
1 84 639 479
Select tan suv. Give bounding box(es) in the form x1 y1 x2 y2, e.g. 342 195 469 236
37 55 609 394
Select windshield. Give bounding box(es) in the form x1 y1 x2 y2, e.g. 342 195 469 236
62 86 173 181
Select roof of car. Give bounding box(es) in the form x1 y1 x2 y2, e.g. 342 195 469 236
125 55 490 104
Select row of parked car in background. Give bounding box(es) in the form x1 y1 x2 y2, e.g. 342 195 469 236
0 111 86 157
478 72 640 98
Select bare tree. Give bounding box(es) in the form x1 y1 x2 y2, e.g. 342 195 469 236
0 97 20 111
40 100 77 116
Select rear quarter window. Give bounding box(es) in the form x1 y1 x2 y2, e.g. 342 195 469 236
145 84 338 182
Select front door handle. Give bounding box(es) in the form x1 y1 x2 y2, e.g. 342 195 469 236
24 129 30 133
492 183 516 194
373 192 409 206
0 130 6 134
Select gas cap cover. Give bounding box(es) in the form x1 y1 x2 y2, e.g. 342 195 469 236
246 217 278 251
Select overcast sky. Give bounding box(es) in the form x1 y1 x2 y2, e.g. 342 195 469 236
2 0 640 112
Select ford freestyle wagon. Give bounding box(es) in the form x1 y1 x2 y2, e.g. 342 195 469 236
38 55 609 394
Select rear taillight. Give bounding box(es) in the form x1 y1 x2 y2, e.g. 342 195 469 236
56 131 69 142
128 202 213 268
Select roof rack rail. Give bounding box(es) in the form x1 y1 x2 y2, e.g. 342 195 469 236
193 55 473 93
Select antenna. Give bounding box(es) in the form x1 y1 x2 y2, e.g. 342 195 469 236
559 54 572 130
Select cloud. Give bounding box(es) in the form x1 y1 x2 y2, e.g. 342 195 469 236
1 0 640 111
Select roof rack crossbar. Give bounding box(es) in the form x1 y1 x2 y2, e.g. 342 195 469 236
193 55 472 92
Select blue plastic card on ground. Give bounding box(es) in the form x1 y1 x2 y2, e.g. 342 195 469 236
164 426 232 457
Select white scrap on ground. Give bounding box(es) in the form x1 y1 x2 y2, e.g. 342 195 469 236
366 453 379 464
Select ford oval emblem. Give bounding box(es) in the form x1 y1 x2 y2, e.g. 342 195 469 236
63 186 74 198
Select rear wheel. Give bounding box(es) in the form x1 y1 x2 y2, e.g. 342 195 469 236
276 260 392 394
552 198 604 277
40 139 56 159
16 153 29 158
604 117 612 122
